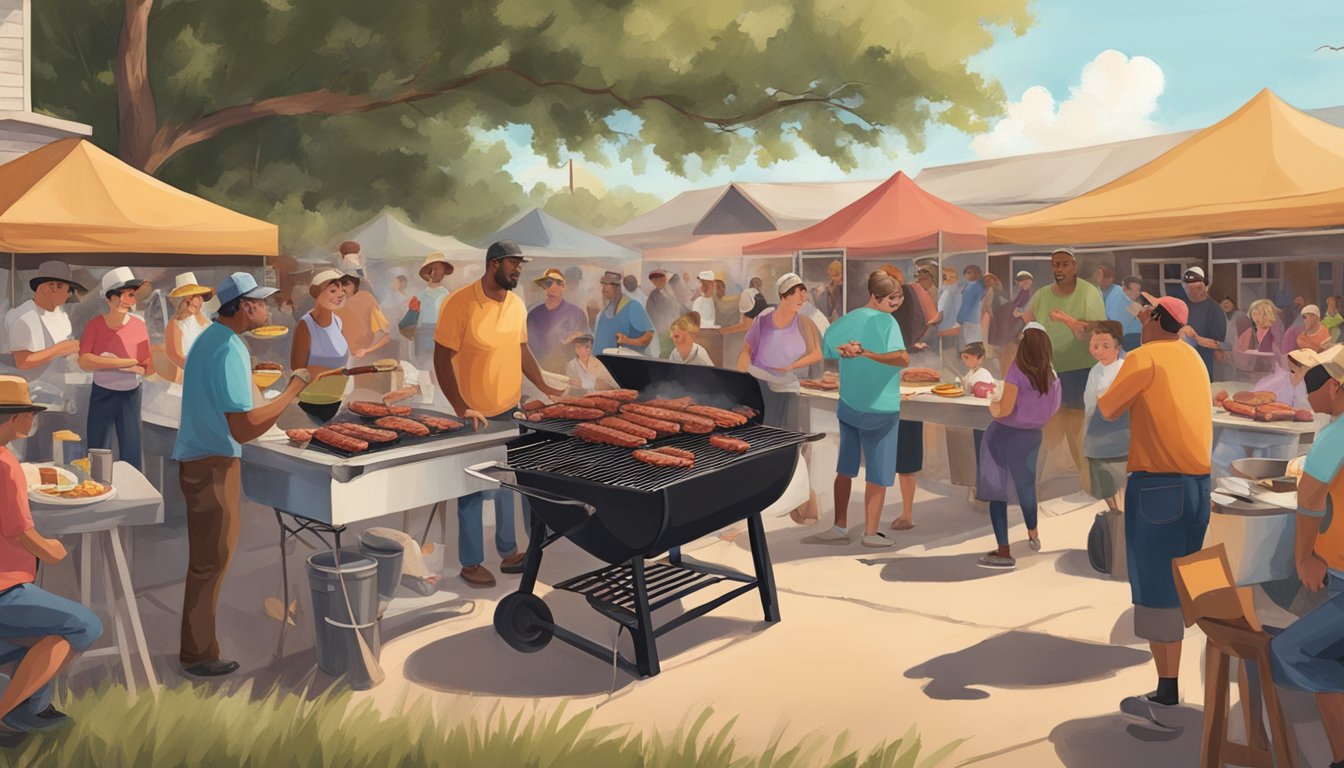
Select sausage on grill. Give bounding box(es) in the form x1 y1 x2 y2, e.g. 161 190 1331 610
901 367 941 382
601 389 640 402
619 411 681 436
574 423 647 448
685 405 748 427
327 422 398 443
523 399 547 412
642 397 695 411
621 404 715 433
374 416 431 437
632 449 694 469
556 397 618 413
349 401 390 417
731 405 759 420
286 429 314 443
418 415 464 432
597 417 657 441
652 447 695 462
313 428 368 453
588 397 623 414
708 434 750 454
538 405 606 421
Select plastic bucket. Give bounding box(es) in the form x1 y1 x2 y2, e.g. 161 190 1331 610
358 533 405 603
305 549 381 678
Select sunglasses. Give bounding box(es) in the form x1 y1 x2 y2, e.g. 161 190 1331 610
538 278 565 288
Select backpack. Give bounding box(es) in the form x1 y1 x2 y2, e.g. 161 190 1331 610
1087 511 1111 574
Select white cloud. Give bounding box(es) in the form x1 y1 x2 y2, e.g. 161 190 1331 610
971 49 1166 158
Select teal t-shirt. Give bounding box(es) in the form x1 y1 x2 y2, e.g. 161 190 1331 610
173 323 254 462
822 307 905 413
1028 282 1107 372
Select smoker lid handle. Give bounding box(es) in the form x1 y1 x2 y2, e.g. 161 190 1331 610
464 461 596 517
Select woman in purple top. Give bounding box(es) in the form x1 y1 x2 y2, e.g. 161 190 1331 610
976 323 1061 570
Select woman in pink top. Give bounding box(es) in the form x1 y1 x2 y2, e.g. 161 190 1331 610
78 268 153 470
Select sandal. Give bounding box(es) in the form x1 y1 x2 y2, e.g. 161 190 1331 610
789 508 819 525
890 519 914 531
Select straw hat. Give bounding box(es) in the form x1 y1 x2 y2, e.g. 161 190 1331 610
169 271 214 300
0 375 49 414
418 252 455 282
309 268 345 298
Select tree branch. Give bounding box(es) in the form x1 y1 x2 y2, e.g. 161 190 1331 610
141 65 873 174
115 0 157 169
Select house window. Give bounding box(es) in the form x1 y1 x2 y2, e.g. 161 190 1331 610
1134 259 1190 298
1319 261 1336 304
1239 261 1282 304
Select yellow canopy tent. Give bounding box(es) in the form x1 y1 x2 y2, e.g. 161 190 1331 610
0 138 278 257
989 89 1344 246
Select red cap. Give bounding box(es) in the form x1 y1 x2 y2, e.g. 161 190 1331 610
1153 296 1189 326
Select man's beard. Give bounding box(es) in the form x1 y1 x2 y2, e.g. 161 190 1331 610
493 268 518 290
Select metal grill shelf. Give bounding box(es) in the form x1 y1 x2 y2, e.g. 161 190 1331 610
555 560 750 617
506 424 818 492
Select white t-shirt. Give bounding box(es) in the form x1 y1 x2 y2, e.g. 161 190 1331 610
6 300 73 354
692 296 718 329
669 343 713 367
962 365 995 390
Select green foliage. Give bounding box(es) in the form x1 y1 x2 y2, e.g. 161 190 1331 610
0 683 962 768
29 0 1031 250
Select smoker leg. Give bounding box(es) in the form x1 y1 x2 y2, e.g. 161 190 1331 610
628 557 660 677
518 514 548 595
274 510 291 661
746 513 780 622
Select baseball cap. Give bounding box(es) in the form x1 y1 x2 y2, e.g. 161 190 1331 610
1014 270 1032 281
648 269 667 279
1051 248 1076 260
100 266 146 296
1301 304 1321 317
534 268 566 286
697 270 715 282
485 240 532 263
599 271 622 286
1023 321 1046 334
1152 295 1189 326
1182 266 1208 284
216 272 279 305
775 272 804 297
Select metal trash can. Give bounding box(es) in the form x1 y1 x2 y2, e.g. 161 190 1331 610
358 531 405 604
306 550 381 679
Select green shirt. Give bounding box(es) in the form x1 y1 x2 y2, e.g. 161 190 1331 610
1029 282 1107 373
822 307 905 413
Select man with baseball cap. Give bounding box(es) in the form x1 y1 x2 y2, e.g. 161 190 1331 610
526 267 589 372
692 270 719 330
1296 303 1332 353
1176 265 1227 380
78 267 154 471
1272 347 1344 768
594 271 655 356
4 261 84 461
174 272 311 677
435 241 565 588
1098 294 1213 726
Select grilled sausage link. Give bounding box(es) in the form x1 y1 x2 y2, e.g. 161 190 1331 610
349 401 390 417
313 428 368 452
286 429 314 443
621 404 715 433
731 405 760 420
601 389 640 402
632 449 694 468
652 447 696 462
618 411 681 436
642 397 695 411
901 367 941 382
1257 402 1295 414
327 422 398 443
574 423 647 448
708 434 751 454
557 397 618 413
1255 409 1295 422
538 405 606 421
1212 390 1229 408
418 415 464 431
588 397 623 414
1224 400 1256 417
685 405 748 427
374 416 431 437
523 399 547 412
597 417 658 441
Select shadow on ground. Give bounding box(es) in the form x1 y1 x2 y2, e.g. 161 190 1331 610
856 553 1045 583
906 629 1150 700
1049 709 1203 767
1054 549 1110 580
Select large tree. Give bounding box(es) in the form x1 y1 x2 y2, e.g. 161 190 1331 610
33 0 1031 246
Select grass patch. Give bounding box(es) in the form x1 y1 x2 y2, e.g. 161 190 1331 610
0 683 962 767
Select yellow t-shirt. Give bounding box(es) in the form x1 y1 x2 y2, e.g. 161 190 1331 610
1097 339 1212 475
434 281 527 417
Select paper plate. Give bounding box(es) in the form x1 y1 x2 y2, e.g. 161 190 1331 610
29 482 116 507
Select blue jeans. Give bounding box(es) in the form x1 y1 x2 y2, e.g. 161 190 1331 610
1272 570 1344 693
87 384 142 471
0 583 102 716
1124 471 1210 609
458 489 528 568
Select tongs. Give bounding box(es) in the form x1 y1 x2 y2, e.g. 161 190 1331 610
314 359 401 380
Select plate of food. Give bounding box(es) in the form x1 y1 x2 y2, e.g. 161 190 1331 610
27 466 116 506
247 325 289 339
931 383 965 398
252 361 284 389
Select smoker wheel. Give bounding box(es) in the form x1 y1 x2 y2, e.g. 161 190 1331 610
494 593 554 653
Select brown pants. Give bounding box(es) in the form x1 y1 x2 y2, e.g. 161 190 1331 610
178 456 241 665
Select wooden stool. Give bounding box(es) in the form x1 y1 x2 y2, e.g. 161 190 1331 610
1173 545 1295 768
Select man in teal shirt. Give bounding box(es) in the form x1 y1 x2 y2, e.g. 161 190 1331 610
593 271 655 355
817 270 908 548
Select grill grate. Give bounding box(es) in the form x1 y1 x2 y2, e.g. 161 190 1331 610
506 424 815 493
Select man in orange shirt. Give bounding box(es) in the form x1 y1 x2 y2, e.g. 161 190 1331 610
435 241 566 587
0 376 102 744
1098 296 1212 728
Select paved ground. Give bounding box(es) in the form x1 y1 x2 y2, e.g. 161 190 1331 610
60 473 1335 767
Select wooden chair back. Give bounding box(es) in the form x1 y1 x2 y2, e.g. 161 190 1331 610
1172 544 1261 633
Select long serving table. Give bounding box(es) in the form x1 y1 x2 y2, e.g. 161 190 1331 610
143 410 520 659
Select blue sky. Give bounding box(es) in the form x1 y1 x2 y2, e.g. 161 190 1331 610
505 0 1344 195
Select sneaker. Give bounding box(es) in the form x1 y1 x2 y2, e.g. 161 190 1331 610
1028 535 1041 552
813 527 850 543
459 565 497 588
499 552 526 575
182 658 240 677
3 704 71 733
0 725 25 749
861 532 895 548
1120 693 1181 730
977 551 1016 569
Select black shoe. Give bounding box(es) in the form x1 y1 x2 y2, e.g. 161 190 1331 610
183 658 240 677
0 726 26 749
2 704 70 732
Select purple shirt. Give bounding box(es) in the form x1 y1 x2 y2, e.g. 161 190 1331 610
744 308 807 373
526 300 590 372
996 361 1062 430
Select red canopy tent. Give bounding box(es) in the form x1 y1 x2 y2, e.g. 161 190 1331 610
742 171 988 314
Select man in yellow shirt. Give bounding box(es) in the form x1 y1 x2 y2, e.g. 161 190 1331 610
1098 296 1212 727
435 240 566 587
1271 351 1344 768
